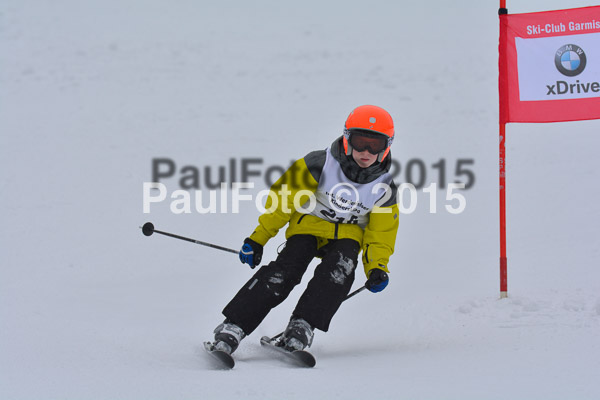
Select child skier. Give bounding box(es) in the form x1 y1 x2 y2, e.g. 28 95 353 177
210 105 400 355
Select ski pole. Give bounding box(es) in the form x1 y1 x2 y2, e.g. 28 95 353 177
270 285 367 341
344 285 367 300
140 222 238 254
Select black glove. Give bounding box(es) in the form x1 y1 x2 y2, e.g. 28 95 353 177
365 268 389 293
239 238 263 269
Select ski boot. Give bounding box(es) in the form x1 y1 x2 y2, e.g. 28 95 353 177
213 320 246 354
280 318 314 352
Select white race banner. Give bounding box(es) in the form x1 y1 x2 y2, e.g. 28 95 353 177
515 32 600 101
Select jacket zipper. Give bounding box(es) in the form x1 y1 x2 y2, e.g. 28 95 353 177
334 222 339 240
297 214 307 224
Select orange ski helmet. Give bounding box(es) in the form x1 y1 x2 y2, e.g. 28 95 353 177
343 105 394 162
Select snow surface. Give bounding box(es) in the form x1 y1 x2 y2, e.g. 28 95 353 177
1 0 599 399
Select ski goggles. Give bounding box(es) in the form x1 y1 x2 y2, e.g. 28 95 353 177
347 129 389 155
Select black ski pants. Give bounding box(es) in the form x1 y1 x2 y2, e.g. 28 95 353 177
222 234 360 334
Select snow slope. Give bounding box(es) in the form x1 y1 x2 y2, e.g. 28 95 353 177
1 0 599 399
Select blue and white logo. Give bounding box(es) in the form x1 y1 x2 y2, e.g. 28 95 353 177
555 44 587 77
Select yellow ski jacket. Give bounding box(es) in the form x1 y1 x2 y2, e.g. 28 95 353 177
249 137 399 278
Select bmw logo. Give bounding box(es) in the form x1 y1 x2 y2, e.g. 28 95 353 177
555 44 587 77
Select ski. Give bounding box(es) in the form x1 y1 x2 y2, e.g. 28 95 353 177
203 341 235 369
259 336 316 368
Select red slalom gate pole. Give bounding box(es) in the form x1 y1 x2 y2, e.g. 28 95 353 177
498 0 508 298
499 123 508 298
